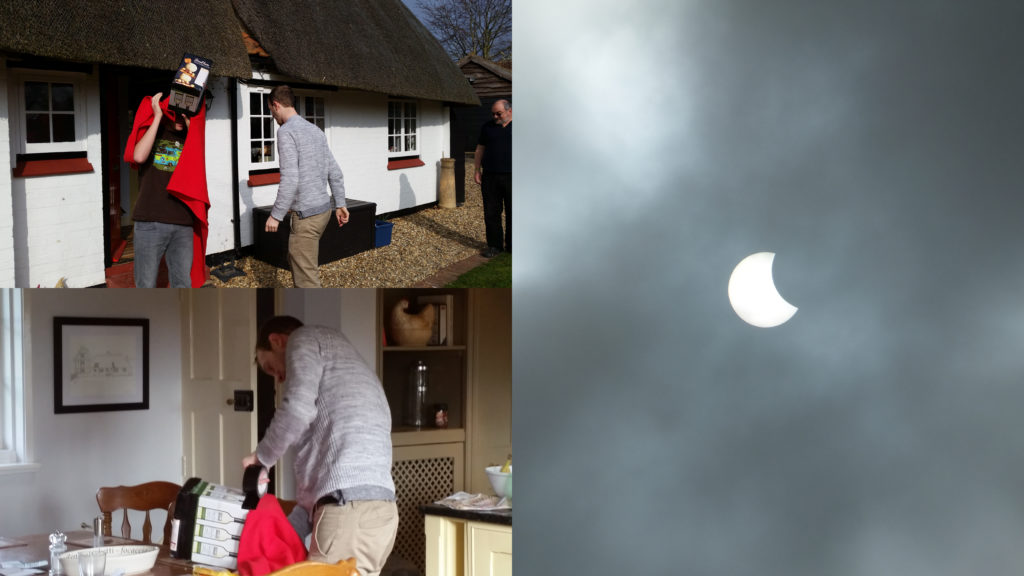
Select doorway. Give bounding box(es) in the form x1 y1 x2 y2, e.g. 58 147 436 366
99 66 171 271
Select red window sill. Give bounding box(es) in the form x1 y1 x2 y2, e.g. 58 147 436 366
387 158 425 170
247 172 281 187
13 157 94 177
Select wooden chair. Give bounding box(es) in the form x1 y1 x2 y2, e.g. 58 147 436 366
267 559 360 576
278 498 298 517
95 480 181 544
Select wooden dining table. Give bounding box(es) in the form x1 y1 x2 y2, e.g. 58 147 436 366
0 531 197 576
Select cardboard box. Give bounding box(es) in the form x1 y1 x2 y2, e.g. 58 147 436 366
170 478 250 570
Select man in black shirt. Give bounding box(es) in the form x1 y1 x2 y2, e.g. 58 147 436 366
474 99 512 258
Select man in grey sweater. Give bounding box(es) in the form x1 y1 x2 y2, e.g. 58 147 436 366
265 85 350 287
244 315 397 576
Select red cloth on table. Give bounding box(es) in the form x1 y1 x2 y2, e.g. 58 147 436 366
237 494 308 576
123 95 210 287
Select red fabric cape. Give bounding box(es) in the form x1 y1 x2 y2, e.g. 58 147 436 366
123 96 210 287
237 494 308 576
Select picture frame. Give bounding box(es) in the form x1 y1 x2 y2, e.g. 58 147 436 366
53 317 149 414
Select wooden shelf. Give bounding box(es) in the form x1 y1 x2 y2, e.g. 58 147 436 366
378 289 469 432
392 427 466 447
384 345 467 353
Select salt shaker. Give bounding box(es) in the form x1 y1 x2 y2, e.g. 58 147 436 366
48 530 66 576
93 515 104 547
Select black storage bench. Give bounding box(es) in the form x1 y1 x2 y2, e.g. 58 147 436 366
252 199 377 269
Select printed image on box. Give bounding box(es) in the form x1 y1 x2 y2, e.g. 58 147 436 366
168 53 213 117
173 54 211 91
169 478 250 570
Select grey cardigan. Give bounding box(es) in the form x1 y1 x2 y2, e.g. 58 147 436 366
270 114 347 221
256 325 395 516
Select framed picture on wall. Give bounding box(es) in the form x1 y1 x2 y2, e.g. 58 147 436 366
53 317 149 413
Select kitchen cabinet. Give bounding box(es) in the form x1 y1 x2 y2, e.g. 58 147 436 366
378 289 511 574
422 504 512 576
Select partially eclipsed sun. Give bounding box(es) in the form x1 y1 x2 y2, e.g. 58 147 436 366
728 252 798 328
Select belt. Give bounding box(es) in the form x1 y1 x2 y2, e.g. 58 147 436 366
316 494 341 509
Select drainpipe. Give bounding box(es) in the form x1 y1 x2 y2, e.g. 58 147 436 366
229 78 241 254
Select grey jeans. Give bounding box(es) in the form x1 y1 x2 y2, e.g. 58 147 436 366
133 221 193 288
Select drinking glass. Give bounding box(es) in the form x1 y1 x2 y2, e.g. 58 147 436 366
77 551 106 576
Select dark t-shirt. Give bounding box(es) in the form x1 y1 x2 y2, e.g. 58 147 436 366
132 123 195 226
478 121 512 174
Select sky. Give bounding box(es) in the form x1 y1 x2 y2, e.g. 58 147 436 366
514 1 1024 574
400 0 428 23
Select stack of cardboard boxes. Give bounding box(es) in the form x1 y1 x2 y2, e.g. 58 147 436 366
170 479 251 570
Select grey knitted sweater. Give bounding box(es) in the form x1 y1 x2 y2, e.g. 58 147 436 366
270 114 347 221
256 325 395 516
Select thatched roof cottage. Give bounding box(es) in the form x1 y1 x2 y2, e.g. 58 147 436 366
0 0 478 287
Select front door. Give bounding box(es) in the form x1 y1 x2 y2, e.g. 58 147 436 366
180 289 258 486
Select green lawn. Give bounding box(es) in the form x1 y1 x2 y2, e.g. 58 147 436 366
445 252 511 287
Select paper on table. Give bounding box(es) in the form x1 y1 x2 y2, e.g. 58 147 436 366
0 561 47 570
0 563 45 576
0 538 25 551
0 569 44 576
435 491 511 511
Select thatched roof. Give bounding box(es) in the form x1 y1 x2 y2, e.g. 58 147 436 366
232 0 479 105
0 0 252 78
0 0 475 105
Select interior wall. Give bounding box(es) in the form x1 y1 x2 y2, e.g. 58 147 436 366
0 289 183 537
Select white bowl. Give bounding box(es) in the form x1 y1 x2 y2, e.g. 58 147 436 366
485 465 512 499
59 545 159 576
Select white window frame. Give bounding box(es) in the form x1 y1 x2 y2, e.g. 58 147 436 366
296 93 325 132
387 100 419 158
15 72 87 154
0 289 29 471
245 85 278 170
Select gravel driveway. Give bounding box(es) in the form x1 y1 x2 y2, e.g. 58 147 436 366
206 167 490 288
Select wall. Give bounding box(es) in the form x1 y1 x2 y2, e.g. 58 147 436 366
0 62 14 286
332 93 449 215
7 70 105 289
467 289 512 494
0 289 182 537
202 77 238 256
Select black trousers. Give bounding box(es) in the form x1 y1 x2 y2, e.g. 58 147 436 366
482 172 512 251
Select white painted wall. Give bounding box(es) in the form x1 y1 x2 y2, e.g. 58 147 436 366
202 77 238 256
0 289 183 537
7 70 105 289
332 93 448 215
0 62 15 286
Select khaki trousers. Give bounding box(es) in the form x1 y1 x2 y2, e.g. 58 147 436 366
288 210 332 287
309 500 399 576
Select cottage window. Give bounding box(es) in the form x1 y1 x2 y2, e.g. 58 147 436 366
0 289 27 469
298 96 325 131
249 90 276 166
16 76 86 155
25 81 75 143
388 101 418 156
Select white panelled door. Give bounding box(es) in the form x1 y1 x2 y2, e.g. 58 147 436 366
180 289 258 487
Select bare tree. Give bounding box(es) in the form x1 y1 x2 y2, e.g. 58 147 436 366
415 0 511 62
